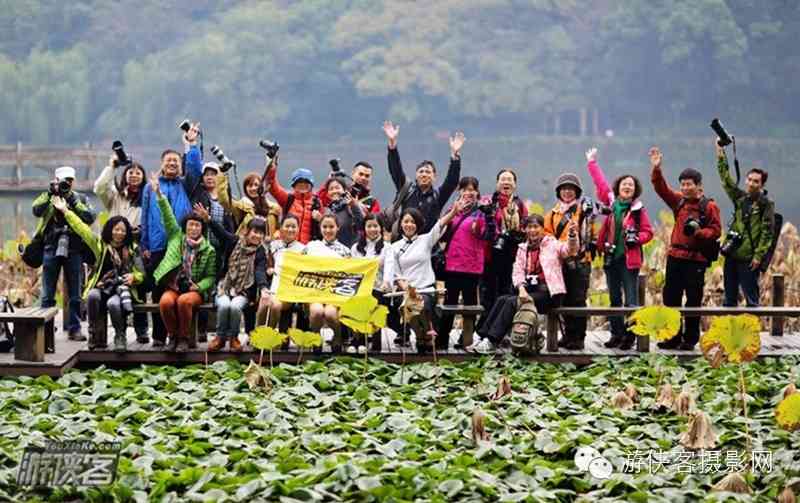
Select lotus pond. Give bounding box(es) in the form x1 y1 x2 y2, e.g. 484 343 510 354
0 355 799 502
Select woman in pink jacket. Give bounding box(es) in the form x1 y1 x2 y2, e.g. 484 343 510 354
470 214 577 353
585 147 654 350
437 176 488 350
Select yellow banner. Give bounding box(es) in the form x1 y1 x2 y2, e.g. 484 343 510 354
275 251 378 306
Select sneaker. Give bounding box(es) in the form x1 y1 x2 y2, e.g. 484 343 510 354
175 340 189 353
165 337 178 352
135 332 150 344
229 337 243 352
603 334 624 348
470 338 496 354
207 336 225 352
67 330 87 342
152 339 165 348
346 345 357 354
357 345 367 355
113 332 127 353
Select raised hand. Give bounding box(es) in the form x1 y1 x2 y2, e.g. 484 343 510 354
449 131 466 157
649 147 662 170
149 173 161 195
585 147 598 163
183 122 201 146
193 202 211 223
383 120 399 148
51 196 67 213
715 138 726 159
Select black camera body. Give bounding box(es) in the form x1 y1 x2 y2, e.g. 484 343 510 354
112 140 130 167
624 227 639 247
720 231 743 257
477 201 495 216
259 140 280 159
49 179 71 196
177 275 192 294
329 158 341 173
178 119 191 133
683 217 701 237
710 118 732 147
210 145 235 173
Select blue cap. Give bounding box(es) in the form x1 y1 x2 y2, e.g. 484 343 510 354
290 168 314 187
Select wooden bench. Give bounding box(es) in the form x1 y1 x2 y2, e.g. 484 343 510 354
0 307 59 362
435 305 485 348
546 306 800 353
90 303 215 349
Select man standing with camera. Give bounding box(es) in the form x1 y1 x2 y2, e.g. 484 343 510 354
716 141 775 307
650 147 722 350
318 160 382 216
32 166 96 341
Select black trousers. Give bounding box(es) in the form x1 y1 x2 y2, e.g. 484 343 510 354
479 284 559 345
438 271 480 348
478 245 517 330
663 256 706 345
144 250 167 343
561 262 591 343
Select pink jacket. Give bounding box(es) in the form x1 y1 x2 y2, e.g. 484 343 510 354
587 159 654 270
444 208 486 275
511 235 576 296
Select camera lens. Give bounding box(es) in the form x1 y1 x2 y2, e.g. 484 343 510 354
178 120 191 132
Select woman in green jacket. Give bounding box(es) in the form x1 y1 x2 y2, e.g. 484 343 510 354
51 196 145 352
149 174 216 352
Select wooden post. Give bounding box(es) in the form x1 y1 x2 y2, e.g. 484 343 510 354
771 274 784 336
546 314 559 352
636 274 649 352
579 107 588 136
15 142 22 185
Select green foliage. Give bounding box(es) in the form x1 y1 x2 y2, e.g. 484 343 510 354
0 357 799 500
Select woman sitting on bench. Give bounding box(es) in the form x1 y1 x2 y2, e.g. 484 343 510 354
208 217 269 352
51 197 145 352
384 201 464 354
470 214 577 353
263 214 306 327
351 213 391 353
149 174 217 352
305 213 351 351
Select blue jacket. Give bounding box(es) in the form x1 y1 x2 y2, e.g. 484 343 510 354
140 146 202 253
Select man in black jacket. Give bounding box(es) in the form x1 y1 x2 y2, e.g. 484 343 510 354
32 166 96 341
382 121 463 235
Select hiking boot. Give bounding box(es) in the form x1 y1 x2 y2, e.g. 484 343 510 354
618 334 636 351
469 338 496 354
207 336 225 352
657 336 682 350
229 337 243 352
152 339 165 348
678 340 697 351
68 330 87 342
165 337 178 352
603 333 624 348
175 339 189 353
135 332 150 344
562 339 585 351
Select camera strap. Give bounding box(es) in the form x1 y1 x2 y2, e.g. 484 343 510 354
732 136 741 185
554 207 577 240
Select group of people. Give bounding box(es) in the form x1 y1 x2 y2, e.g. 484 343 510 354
30 121 776 354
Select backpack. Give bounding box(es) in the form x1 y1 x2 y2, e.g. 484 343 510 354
509 300 543 355
739 194 782 273
677 196 720 264
382 182 438 240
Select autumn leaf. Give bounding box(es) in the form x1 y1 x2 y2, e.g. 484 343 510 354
628 306 681 341
249 326 286 351
244 360 271 392
700 315 761 364
289 328 322 349
775 393 800 431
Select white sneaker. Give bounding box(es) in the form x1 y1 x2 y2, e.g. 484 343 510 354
357 345 367 354
346 345 357 354
469 338 496 354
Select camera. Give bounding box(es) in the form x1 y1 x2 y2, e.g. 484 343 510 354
49 179 71 196
525 274 538 288
329 158 341 173
103 277 134 312
259 139 280 159
477 201 495 215
493 232 510 252
55 227 70 258
683 217 701 237
710 118 732 147
720 231 743 257
112 140 130 167
624 228 639 247
210 145 235 173
604 242 616 256
177 275 192 294
178 119 191 133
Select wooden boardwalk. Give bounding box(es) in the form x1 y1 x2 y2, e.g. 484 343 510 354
1 318 799 377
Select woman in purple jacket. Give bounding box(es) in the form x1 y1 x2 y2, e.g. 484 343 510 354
436 176 489 349
585 147 654 350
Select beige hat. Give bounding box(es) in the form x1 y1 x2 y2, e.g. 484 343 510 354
54 166 76 181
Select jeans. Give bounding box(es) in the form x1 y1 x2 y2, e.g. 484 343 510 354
41 249 82 333
663 256 706 345
87 288 126 336
438 271 480 348
216 294 250 340
604 256 640 337
562 261 591 342
159 289 203 340
723 258 760 307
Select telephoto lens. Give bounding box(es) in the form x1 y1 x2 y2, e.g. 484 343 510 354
210 145 235 173
259 140 280 158
112 140 129 167
710 118 732 147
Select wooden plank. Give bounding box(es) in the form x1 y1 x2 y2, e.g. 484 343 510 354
552 307 800 317
0 307 59 322
546 314 559 352
14 321 45 362
435 305 485 315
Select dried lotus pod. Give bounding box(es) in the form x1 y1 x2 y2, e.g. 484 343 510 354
679 410 717 450
711 471 751 494
624 383 638 402
705 343 725 368
783 382 797 400
611 391 634 410
471 408 490 444
654 383 675 411
490 376 512 401
777 486 797 503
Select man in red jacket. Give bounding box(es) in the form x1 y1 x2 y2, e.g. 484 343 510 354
650 147 722 350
